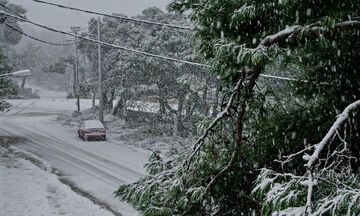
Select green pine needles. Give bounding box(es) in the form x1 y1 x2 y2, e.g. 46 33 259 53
115 1 360 215
0 49 17 111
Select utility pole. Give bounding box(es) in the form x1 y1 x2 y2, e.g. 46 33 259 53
98 17 104 123
70 26 81 112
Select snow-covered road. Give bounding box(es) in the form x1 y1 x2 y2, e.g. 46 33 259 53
0 97 148 216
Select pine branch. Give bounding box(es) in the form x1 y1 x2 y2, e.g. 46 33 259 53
205 66 263 193
260 26 299 47
306 100 360 168
183 19 339 186
254 100 360 215
304 100 360 213
260 20 360 47
180 18 360 190
184 72 246 168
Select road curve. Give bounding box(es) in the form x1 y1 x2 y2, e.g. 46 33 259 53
0 99 147 216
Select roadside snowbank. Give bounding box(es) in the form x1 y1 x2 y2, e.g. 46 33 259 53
0 147 114 216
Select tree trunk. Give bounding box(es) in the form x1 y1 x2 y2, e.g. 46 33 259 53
202 81 209 116
72 66 76 96
108 88 115 110
185 96 192 119
92 92 96 109
212 84 220 117
159 96 166 114
103 92 109 110
122 96 127 117
112 98 122 115
157 84 166 115
189 93 200 118
173 94 184 137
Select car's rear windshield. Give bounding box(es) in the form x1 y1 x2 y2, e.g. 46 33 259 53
84 120 104 129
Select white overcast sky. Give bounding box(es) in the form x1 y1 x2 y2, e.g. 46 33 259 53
9 0 171 29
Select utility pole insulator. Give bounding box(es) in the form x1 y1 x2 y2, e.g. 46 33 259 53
70 26 81 34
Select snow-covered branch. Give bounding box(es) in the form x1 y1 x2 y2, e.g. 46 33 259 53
254 100 360 215
205 66 263 192
181 20 360 194
274 145 316 168
306 100 360 168
260 26 298 47
304 100 360 213
260 20 360 47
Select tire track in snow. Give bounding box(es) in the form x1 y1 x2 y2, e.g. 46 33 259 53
0 100 145 215
0 124 142 184
0 100 26 116
0 126 135 216
1 110 143 180
1 101 36 120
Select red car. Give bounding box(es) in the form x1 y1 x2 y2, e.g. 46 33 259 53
78 120 106 141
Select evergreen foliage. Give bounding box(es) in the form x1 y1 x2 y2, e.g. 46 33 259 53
42 61 67 74
0 0 26 47
0 0 27 108
0 49 17 111
77 8 210 133
114 0 360 215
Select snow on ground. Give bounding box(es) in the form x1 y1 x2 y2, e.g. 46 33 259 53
1 97 146 215
56 107 179 154
0 147 114 216
31 86 68 99
0 88 191 216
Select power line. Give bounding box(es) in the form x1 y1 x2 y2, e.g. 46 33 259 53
1 3 84 46
0 11 304 83
0 3 26 19
5 23 76 46
1 3 79 46
1 2 87 31
259 74 307 82
0 11 206 67
31 0 194 30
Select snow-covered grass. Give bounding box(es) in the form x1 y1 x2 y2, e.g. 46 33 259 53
0 147 114 216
